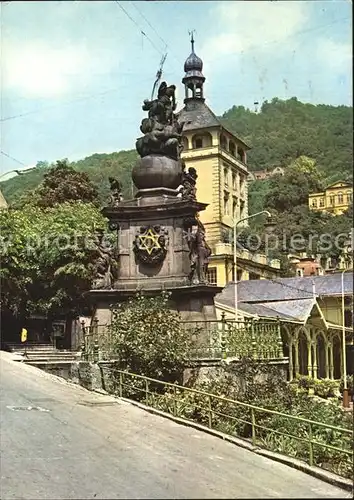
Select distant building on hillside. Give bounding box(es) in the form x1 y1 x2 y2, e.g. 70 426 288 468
248 166 285 181
308 181 353 215
294 256 324 277
287 245 353 276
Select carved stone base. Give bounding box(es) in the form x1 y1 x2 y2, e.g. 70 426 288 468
88 284 223 326
94 190 220 333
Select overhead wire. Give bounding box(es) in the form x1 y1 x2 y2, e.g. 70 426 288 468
0 78 152 122
0 151 27 167
130 1 167 52
1 88 119 123
236 16 350 55
114 1 163 56
130 1 181 67
1 6 350 170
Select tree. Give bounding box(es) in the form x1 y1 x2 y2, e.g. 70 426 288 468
109 293 191 382
34 159 99 208
222 98 352 183
0 206 40 316
264 156 324 212
0 201 107 317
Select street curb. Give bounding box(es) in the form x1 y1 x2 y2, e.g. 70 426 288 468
120 396 354 493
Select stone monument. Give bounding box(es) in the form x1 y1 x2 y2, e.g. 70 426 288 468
89 79 222 325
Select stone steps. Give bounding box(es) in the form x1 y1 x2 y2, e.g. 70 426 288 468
7 343 56 351
6 343 79 363
24 354 78 360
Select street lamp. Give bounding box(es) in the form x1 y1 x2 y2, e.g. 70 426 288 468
341 253 353 408
233 210 276 321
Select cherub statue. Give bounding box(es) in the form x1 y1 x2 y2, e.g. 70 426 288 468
179 164 198 201
107 177 123 206
92 230 118 289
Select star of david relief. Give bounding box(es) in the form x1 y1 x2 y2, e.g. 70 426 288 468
133 225 168 265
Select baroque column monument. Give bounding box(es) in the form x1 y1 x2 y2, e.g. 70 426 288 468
89 63 222 325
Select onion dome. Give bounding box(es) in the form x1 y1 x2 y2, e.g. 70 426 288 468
183 34 205 80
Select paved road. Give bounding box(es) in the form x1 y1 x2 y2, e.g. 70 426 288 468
0 351 351 500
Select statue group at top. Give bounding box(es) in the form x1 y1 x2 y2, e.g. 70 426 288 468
136 81 184 162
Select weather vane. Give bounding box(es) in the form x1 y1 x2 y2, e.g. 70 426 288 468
188 29 196 50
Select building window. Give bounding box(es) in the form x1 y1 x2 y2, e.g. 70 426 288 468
239 176 244 192
249 272 259 280
224 192 230 215
237 270 242 282
232 197 237 217
195 86 202 98
220 134 227 150
229 141 236 157
207 267 217 285
240 200 245 218
347 191 352 204
232 173 236 190
338 192 344 204
238 148 245 163
319 198 325 207
192 132 212 150
224 167 228 186
329 195 335 205
182 137 189 151
311 199 317 207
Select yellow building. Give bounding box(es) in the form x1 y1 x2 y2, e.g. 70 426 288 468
178 37 281 287
309 181 353 215
215 273 353 381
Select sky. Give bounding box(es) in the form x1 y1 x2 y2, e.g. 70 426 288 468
0 0 352 176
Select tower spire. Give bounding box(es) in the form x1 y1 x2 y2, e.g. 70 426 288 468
189 29 195 53
183 33 205 104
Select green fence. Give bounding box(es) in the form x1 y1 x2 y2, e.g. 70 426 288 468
181 315 284 360
80 317 285 362
80 316 285 362
100 368 353 479
80 319 115 362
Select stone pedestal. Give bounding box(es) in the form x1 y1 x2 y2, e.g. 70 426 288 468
89 195 222 325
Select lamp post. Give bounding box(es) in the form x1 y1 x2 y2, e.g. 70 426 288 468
233 210 275 321
341 261 353 408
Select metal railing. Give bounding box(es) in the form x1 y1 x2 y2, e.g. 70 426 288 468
181 315 284 360
79 315 286 362
100 368 353 479
80 319 115 362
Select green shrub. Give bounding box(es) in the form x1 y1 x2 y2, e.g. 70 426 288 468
108 292 192 382
142 362 353 479
295 374 316 390
291 377 341 399
313 379 340 398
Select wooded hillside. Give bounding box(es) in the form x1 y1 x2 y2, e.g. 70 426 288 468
1 97 352 206
221 97 353 184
